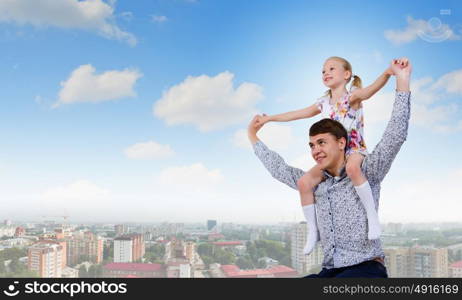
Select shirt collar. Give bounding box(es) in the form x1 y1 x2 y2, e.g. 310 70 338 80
323 165 347 181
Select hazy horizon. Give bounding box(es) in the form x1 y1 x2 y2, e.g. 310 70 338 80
1 1 461 224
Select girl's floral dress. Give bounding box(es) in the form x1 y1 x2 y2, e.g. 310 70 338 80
315 86 368 156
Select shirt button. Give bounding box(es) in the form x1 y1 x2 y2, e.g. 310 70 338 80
332 245 335 248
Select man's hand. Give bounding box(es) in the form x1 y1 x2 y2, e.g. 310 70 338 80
248 115 264 145
390 57 412 92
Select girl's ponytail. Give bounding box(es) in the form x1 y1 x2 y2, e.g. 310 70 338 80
351 75 362 89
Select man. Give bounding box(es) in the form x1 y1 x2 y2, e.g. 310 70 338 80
247 59 412 277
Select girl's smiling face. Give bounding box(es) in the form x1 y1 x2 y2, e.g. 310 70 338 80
322 59 351 89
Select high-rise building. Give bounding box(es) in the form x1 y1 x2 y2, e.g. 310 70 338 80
185 241 195 262
67 231 104 266
384 247 412 277
290 222 323 275
114 224 127 237
157 222 185 236
14 227 25 237
384 246 449 277
114 237 132 263
28 243 64 278
207 220 217 232
165 239 186 261
38 229 68 269
410 247 448 278
114 234 145 263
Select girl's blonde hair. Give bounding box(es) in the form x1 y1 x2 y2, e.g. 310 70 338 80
324 56 362 98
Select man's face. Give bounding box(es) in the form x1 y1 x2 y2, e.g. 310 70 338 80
309 133 345 170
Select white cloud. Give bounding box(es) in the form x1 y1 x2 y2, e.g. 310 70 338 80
54 64 142 107
157 163 223 193
151 15 167 23
124 141 174 160
0 0 137 46
431 69 462 95
384 16 460 45
153 71 263 132
411 103 457 128
39 180 112 216
380 168 462 223
364 70 462 134
42 179 110 201
289 153 315 172
363 91 395 125
232 123 295 151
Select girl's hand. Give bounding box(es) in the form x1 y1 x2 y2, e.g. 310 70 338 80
385 66 394 76
390 57 412 79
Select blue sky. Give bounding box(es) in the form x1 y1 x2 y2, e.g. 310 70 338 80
0 0 461 224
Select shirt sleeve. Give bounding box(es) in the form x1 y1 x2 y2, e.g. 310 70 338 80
253 141 305 190
363 91 411 183
314 96 325 112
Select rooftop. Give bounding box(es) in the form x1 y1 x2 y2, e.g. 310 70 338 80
449 261 462 269
221 264 297 278
103 263 163 272
212 241 243 246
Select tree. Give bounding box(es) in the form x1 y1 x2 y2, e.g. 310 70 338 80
103 242 114 261
280 256 291 267
78 265 88 278
77 255 90 265
247 243 258 263
236 257 253 270
8 258 20 273
0 260 6 275
257 259 266 269
88 265 103 278
0 248 27 261
144 244 166 263
215 249 235 265
197 243 214 257
201 256 213 267
6 258 29 277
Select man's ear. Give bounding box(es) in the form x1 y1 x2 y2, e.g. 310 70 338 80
339 137 346 151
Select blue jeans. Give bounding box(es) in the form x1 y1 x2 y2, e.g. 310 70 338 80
304 260 388 278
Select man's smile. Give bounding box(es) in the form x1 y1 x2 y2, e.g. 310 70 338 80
315 155 326 163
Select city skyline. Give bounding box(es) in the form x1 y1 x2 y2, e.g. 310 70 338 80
1 0 462 223
2 218 462 278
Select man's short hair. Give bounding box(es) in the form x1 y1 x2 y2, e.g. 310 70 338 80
309 118 348 148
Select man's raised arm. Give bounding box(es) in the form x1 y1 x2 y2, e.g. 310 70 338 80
248 116 304 190
364 58 412 183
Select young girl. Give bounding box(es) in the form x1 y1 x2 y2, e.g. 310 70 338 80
257 56 398 255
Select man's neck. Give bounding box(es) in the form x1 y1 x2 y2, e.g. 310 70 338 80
325 156 346 177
